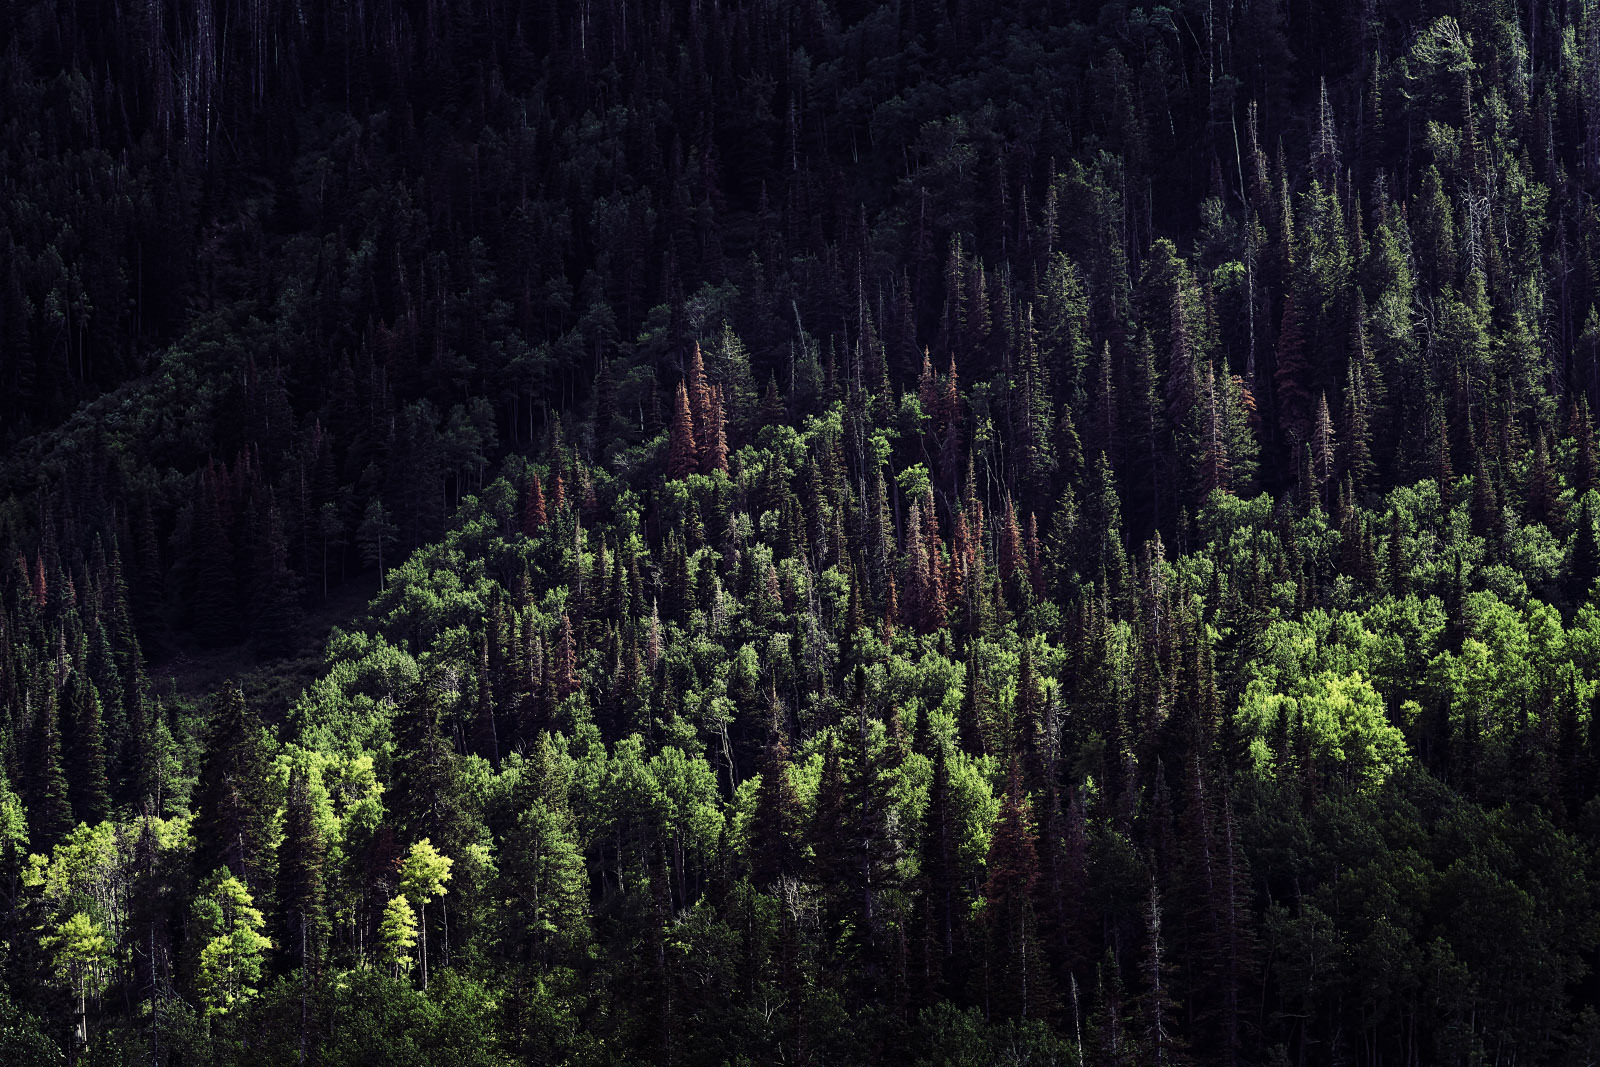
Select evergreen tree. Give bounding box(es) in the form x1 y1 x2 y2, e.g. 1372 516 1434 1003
668 382 698 480
1568 492 1600 602
253 503 302 656
26 682 74 851
749 735 804 888
274 759 328 974
64 673 109 827
194 683 278 893
981 759 1049 1020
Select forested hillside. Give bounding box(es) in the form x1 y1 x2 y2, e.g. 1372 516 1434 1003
6 0 1600 1063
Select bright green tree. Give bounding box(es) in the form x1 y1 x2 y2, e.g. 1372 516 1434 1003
192 870 272 1014
399 838 453 989
379 894 419 979
42 910 109 1052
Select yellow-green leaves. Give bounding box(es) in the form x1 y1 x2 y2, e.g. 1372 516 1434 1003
399 838 454 907
192 871 271 1014
1241 671 1410 790
42 911 108 996
379 894 419 976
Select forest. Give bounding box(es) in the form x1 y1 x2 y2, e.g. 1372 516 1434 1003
6 0 1600 1063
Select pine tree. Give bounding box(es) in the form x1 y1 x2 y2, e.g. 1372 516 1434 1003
687 341 713 445
1017 306 1058 505
1015 640 1047 795
472 635 501 765
1569 492 1600 602
1528 429 1560 526
981 758 1048 1020
253 503 302 656
522 473 548 534
1572 397 1598 495
998 497 1027 606
839 669 900 958
192 478 239 647
1342 357 1375 491
553 613 578 699
194 683 278 893
915 741 959 1003
274 760 328 974
903 505 940 635
749 735 804 888
64 673 109 827
703 384 730 475
1274 293 1314 452
26 681 74 851
389 681 474 857
1310 392 1337 501
1084 452 1130 604
1140 874 1182 1065
668 382 698 480
1198 363 1230 496
1038 253 1093 416
810 733 849 917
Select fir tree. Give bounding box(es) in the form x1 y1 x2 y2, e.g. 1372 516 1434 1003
274 760 328 973
194 683 278 893
749 735 804 888
981 759 1048 1020
64 673 109 827
668 382 698 480
26 682 74 851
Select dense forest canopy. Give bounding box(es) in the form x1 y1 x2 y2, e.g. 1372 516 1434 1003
7 0 1600 1063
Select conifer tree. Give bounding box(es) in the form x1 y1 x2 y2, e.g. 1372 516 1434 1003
1310 393 1337 501
1198 363 1230 496
703 384 730 475
194 683 278 893
274 760 328 974
1342 357 1375 491
1527 429 1560 525
64 674 109 827
839 669 900 957
1572 397 1598 495
253 503 301 656
192 478 239 647
522 473 548 534
1015 640 1047 794
27 682 74 851
667 382 698 480
1568 492 1600 602
749 735 803 888
1037 253 1093 416
981 758 1048 1020
1274 293 1314 452
389 681 474 856
960 648 988 757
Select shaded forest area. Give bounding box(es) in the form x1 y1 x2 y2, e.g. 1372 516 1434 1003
7 0 1600 1063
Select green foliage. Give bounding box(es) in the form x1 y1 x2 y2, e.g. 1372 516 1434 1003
191 871 272 1014
379 895 419 977
1241 671 1410 790
8 1 1600 1063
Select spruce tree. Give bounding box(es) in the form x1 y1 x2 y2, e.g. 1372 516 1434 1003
668 382 698 480
65 673 109 827
981 758 1048 1020
26 680 74 851
274 760 328 973
194 683 278 893
749 735 803 889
